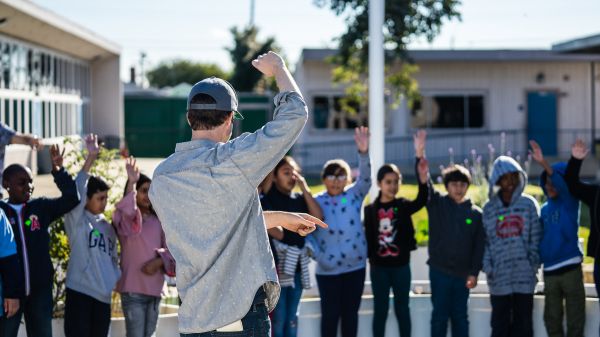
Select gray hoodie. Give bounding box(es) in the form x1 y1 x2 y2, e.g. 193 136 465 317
64 171 120 304
482 156 541 295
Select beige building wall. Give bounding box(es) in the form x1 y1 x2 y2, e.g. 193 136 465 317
0 0 123 172
90 55 124 147
296 57 599 158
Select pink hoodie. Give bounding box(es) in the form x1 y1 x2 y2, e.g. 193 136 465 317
113 190 175 297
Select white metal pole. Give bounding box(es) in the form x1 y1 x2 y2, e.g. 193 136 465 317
368 0 385 200
250 0 256 26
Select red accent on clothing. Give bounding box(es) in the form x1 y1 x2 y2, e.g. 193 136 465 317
496 215 524 238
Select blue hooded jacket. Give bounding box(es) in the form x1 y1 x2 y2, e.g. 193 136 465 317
539 162 583 269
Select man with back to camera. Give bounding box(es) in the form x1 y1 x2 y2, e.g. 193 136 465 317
149 51 326 336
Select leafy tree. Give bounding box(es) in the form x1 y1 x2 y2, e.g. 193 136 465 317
146 60 229 88
314 0 461 109
226 26 279 92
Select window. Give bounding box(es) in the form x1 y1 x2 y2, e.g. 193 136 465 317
0 36 90 95
411 94 485 129
0 36 89 137
312 95 368 130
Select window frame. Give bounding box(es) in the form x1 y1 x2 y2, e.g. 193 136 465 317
409 90 488 132
308 90 393 133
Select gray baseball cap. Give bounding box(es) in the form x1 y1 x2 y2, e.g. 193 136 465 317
187 77 244 120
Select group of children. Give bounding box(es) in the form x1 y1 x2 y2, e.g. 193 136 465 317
264 128 593 337
0 126 595 337
0 134 175 337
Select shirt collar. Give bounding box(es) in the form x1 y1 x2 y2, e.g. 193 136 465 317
85 209 106 221
175 138 219 152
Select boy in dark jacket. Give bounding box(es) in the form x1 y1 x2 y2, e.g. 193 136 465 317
564 139 600 336
0 144 79 337
422 131 484 337
530 140 585 337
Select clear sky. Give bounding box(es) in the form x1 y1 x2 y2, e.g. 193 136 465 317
31 0 600 81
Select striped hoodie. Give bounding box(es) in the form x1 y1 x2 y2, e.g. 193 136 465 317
482 156 542 295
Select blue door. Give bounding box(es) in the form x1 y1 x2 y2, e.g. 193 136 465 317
527 91 558 155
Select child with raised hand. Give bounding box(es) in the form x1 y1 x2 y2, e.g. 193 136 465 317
63 134 120 337
529 140 585 337
306 126 371 337
363 131 429 337
483 155 541 337
260 155 322 337
563 139 600 335
421 128 485 337
0 143 79 337
113 156 175 337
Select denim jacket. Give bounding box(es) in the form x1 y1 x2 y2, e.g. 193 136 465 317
149 91 307 334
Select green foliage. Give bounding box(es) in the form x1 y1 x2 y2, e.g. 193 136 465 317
49 137 125 317
226 26 279 92
146 60 229 88
578 224 593 264
315 0 461 110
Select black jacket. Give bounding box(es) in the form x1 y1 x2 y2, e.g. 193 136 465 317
565 156 600 258
1 168 79 293
426 182 484 279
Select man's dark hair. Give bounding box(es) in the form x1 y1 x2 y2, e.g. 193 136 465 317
3 164 30 184
442 164 472 187
187 93 232 131
87 176 110 199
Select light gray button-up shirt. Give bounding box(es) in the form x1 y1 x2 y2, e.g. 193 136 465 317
149 91 307 334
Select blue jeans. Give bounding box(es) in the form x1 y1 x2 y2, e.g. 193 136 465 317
0 284 53 337
272 273 303 337
121 292 161 337
429 267 470 337
181 287 270 337
370 264 411 337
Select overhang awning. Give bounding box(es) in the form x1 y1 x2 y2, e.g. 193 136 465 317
0 0 120 60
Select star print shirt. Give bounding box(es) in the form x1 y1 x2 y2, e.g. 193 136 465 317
307 152 371 276
363 158 427 267
64 171 121 304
